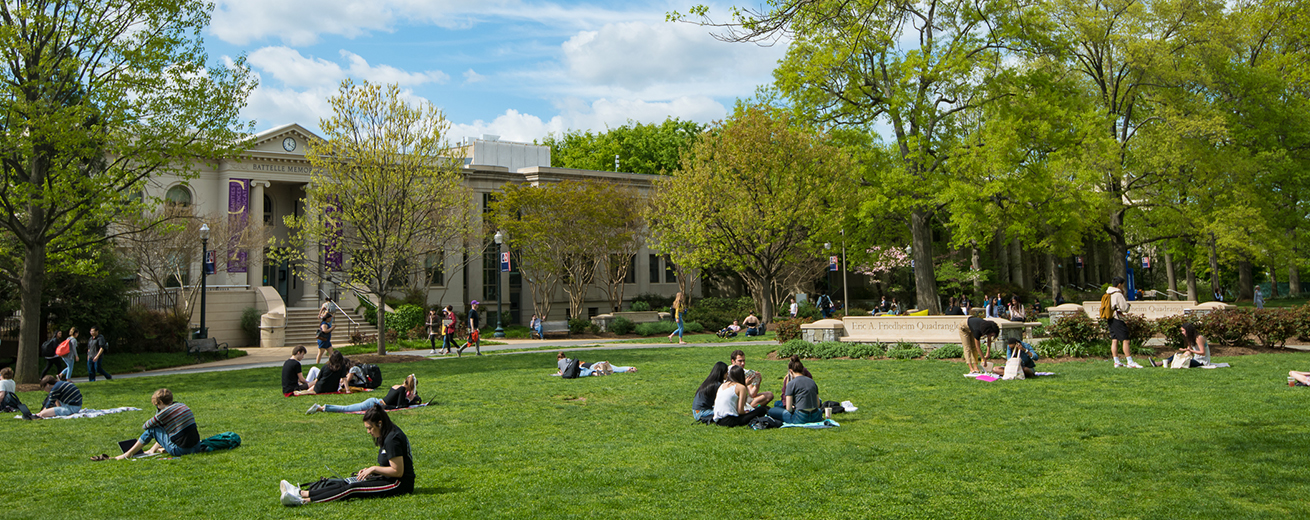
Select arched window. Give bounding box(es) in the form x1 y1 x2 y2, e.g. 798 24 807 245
165 185 192 207
264 194 274 224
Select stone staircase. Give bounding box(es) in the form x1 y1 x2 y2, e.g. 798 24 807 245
283 307 380 347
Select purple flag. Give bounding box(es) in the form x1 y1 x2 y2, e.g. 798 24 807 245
227 179 249 273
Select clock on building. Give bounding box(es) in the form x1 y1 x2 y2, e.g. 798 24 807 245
282 137 296 152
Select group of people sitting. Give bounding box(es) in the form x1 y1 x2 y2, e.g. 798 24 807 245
283 347 372 397
555 352 637 376
869 296 903 316
692 350 829 427
715 313 764 338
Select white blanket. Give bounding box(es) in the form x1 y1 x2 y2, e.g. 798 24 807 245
15 406 140 420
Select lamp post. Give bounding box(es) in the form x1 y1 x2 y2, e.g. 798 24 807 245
824 242 833 296
493 230 505 338
841 229 848 313
198 223 209 339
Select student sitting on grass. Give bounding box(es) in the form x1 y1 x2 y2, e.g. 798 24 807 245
778 354 813 401
0 367 32 418
768 357 822 424
113 388 200 459
692 362 729 422
280 405 414 506
991 337 1039 379
297 351 350 396
307 375 420 414
712 365 771 427
1162 323 1206 368
742 313 762 336
729 349 773 408
283 346 311 396
716 320 741 338
36 375 82 418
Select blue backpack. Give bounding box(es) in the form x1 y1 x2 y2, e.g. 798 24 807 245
198 431 242 452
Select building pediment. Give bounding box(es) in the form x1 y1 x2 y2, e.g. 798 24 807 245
246 123 322 158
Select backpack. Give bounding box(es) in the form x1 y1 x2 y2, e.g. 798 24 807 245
1099 291 1115 320
360 364 382 389
197 431 242 452
55 338 72 357
561 358 581 379
41 337 58 358
749 416 783 430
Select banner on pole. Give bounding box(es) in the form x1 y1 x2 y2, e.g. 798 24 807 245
500 252 512 272
828 256 839 271
204 250 217 275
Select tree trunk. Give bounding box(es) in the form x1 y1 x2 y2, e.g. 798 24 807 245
1237 259 1253 301
1208 234 1221 300
1108 209 1128 282
1046 253 1059 302
16 241 46 384
1165 251 1177 300
1077 254 1087 288
373 285 388 355
1269 265 1279 298
995 230 1010 284
1185 258 1198 302
910 211 940 313
1010 238 1024 290
1290 261 1301 296
970 244 982 299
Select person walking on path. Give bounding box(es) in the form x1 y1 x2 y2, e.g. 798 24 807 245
788 298 798 318
460 301 481 356
1255 287 1265 309
426 309 440 354
58 327 79 381
667 292 687 344
40 330 64 378
86 327 112 382
315 312 336 364
1107 277 1142 368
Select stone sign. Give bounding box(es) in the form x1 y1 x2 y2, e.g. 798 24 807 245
1082 300 1197 320
841 316 969 343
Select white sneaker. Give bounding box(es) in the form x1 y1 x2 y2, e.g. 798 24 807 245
429 349 436 355
963 372 982 377
1113 361 1125 368
280 480 304 506
1126 361 1144 368
305 404 321 415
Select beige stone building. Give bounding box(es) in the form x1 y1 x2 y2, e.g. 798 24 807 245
138 123 693 348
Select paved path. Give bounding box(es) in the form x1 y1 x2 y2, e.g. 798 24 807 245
64 337 777 382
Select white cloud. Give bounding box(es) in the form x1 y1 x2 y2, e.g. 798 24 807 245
464 69 486 84
247 47 447 89
449 96 727 143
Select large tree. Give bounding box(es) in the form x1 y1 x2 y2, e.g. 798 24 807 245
0 0 256 383
281 79 473 355
649 105 852 321
542 118 704 175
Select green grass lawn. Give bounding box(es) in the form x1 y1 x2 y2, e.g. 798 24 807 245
4 345 1310 519
21 350 249 379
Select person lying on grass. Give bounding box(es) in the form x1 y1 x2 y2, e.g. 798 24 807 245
283 346 311 396
307 374 421 414
35 375 82 418
729 349 773 408
556 351 637 376
692 362 729 421
991 337 1039 379
280 404 414 506
767 357 823 424
712 365 770 427
115 388 201 459
1163 323 1206 369
296 351 351 396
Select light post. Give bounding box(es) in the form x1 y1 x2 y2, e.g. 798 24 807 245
198 223 209 339
493 230 505 338
824 242 833 296
841 229 848 313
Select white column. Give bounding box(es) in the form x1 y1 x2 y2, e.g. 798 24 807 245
248 181 269 287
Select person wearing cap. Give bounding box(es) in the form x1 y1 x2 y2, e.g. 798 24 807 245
460 300 482 356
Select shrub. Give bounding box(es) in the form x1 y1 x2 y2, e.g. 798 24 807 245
1154 315 1189 349
684 321 705 334
239 307 261 346
609 317 636 335
121 308 189 353
927 343 964 359
686 296 756 332
1198 309 1255 346
774 317 813 343
630 301 651 312
1047 312 1103 344
777 339 815 358
1119 313 1156 346
887 346 924 359
390 304 426 339
635 321 678 336
631 293 674 312
1251 308 1298 348
812 341 847 359
847 342 884 359
568 317 591 335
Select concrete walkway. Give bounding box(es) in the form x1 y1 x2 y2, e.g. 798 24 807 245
64 337 778 382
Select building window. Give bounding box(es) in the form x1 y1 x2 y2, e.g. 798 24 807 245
263 195 274 224
664 255 677 284
482 192 497 214
426 253 444 286
165 186 192 207
626 254 637 284
649 254 659 283
484 244 499 301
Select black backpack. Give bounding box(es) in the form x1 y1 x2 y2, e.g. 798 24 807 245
359 364 382 389
40 337 57 358
561 358 581 379
749 416 783 430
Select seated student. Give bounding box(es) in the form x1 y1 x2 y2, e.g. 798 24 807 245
717 320 742 338
280 405 414 506
529 314 543 339
1008 297 1026 321
308 375 420 414
344 358 372 388
283 346 311 397
1164 323 1206 368
36 375 82 418
115 388 201 459
729 350 773 408
945 297 963 316
991 337 1039 379
778 354 814 398
768 357 823 424
742 314 762 336
296 351 350 396
692 362 729 422
0 367 32 418
712 365 771 427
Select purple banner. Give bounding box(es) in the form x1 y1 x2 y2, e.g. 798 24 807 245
227 178 249 273
324 201 342 272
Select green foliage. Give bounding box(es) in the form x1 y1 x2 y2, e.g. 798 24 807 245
542 118 705 175
794 302 822 320
568 317 591 335
773 317 812 343
1198 309 1256 347
777 339 815 359
390 305 426 340
120 309 190 353
685 297 756 332
846 342 885 359
632 320 702 336
239 308 261 346
887 346 925 360
1154 315 1189 349
630 301 651 312
811 341 847 359
928 344 964 359
1048 313 1104 344
1250 308 1299 348
630 293 672 311
609 317 636 335
1119 313 1156 346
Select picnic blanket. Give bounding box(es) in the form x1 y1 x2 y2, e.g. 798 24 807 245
341 403 429 415
781 419 840 429
15 406 141 420
286 388 374 397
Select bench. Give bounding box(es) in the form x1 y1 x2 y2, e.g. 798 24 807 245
534 320 570 339
185 337 230 359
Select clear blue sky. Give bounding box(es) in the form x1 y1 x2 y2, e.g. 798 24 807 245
204 0 786 143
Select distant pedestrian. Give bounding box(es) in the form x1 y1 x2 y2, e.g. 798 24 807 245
459 301 481 356
86 327 112 382
1254 288 1265 309
40 330 64 378
817 293 833 318
426 309 439 354
667 292 687 344
58 327 79 381
440 305 456 354
788 298 798 318
315 312 336 364
1107 277 1142 368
